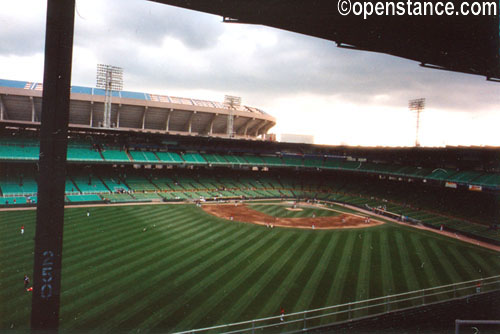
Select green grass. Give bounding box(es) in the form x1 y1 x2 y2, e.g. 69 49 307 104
249 203 341 218
1 204 499 333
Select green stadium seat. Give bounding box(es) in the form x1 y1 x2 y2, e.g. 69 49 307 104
66 194 102 202
261 156 283 166
101 148 130 162
67 146 103 162
181 153 207 165
156 152 184 164
283 156 303 167
202 154 228 165
243 155 265 165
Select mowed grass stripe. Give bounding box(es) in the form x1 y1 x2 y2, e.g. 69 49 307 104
251 204 279 216
387 229 411 294
409 235 441 287
148 230 302 330
0 209 205 297
255 232 327 318
456 247 498 278
3 204 500 332
197 231 299 328
354 231 372 302
6 215 215 317
0 205 165 255
368 230 383 306
0 211 36 229
61 213 210 283
320 232 357 324
66 222 255 331
62 205 185 246
212 232 305 325
169 229 281 332
61 219 244 328
379 229 396 296
61 208 202 266
221 232 315 321
251 204 338 219
0 207 192 270
79 223 256 331
394 231 420 293
305 232 348 310
62 215 210 287
339 233 364 304
464 251 500 278
101 226 273 333
444 245 479 281
426 239 462 284
404 234 432 290
292 233 341 312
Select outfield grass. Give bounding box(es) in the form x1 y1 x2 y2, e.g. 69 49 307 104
1 204 499 333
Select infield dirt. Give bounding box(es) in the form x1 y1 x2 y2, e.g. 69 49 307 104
202 203 384 229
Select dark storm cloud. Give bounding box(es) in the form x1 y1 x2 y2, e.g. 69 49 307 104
75 0 224 51
98 19 497 113
2 0 497 114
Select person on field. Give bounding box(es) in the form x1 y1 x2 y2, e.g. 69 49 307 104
24 275 30 289
280 307 285 322
21 225 24 235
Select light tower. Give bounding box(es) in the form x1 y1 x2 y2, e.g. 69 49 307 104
409 98 426 147
96 64 123 128
224 95 241 138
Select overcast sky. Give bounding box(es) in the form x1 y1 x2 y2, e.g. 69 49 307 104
1 0 499 146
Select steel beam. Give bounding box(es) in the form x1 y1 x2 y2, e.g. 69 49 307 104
30 96 36 122
30 0 75 331
165 108 172 132
142 106 148 130
0 95 5 120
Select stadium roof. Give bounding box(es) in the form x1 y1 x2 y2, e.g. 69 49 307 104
0 78 276 138
150 0 500 80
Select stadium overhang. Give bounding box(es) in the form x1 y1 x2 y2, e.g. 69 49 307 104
150 0 500 80
0 83 276 139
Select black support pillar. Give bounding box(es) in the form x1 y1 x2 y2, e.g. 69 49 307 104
31 0 75 331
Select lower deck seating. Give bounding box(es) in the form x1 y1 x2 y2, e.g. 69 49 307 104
66 194 102 202
72 175 110 194
101 193 134 202
0 196 28 205
124 176 158 192
0 167 497 244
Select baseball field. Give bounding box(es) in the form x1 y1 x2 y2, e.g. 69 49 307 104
1 202 499 333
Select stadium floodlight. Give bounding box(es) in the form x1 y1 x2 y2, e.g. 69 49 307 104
224 95 241 108
96 64 123 128
224 95 242 138
409 98 426 147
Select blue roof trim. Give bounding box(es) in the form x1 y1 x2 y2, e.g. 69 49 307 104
120 91 148 100
93 88 120 97
0 79 149 100
71 86 93 95
0 79 28 89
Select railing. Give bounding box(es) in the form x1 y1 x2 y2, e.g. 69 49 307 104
174 275 500 334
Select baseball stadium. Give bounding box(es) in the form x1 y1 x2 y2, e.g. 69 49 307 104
1 75 500 333
2 1 500 333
